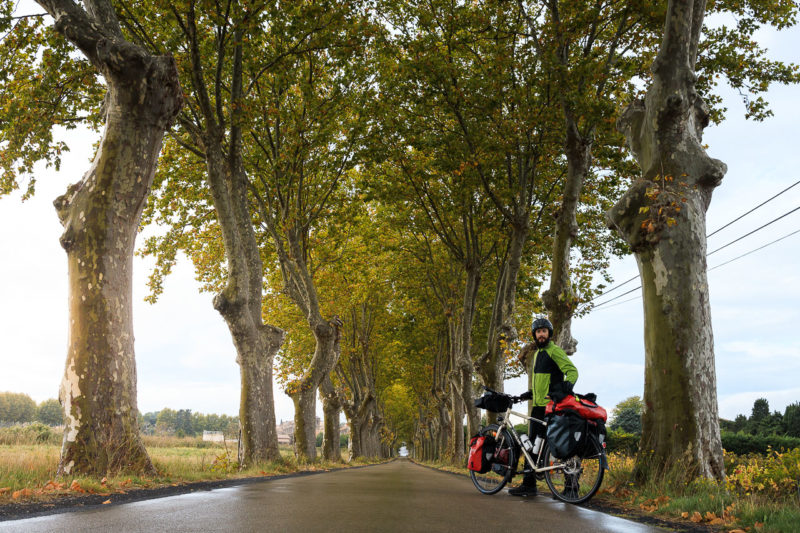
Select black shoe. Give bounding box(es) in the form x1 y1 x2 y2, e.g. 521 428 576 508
508 484 538 497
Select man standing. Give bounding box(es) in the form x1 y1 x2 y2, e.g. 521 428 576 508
508 316 578 497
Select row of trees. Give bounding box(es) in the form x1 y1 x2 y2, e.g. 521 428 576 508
0 392 63 427
722 399 800 438
1 0 798 481
609 396 800 440
139 409 240 438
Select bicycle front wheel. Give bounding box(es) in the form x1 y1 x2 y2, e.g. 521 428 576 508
470 424 517 495
542 442 605 504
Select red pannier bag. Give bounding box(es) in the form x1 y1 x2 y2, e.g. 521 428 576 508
467 434 495 473
545 394 608 422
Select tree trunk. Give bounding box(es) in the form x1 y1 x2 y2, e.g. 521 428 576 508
607 0 726 480
45 0 183 477
291 317 342 461
543 115 593 355
292 385 318 461
478 220 528 394
179 19 285 465
320 376 342 462
455 265 481 457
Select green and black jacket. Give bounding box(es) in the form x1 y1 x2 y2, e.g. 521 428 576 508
523 340 578 407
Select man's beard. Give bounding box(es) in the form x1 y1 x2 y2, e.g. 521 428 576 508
535 335 549 347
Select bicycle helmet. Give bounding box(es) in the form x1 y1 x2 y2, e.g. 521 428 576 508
531 316 553 338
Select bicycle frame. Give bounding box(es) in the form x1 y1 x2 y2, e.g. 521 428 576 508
495 407 562 474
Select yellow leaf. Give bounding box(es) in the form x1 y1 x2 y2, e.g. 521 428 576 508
691 512 703 523
102 499 111 505
681 512 689 518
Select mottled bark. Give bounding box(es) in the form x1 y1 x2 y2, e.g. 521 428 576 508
607 0 725 480
346 394 382 459
184 20 284 465
543 115 593 355
291 317 342 460
320 375 342 462
42 0 182 477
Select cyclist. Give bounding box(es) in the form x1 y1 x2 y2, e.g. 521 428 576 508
508 315 578 497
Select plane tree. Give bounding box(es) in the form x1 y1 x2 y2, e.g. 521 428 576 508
0 0 182 476
607 0 799 480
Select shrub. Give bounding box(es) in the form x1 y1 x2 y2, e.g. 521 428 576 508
721 431 800 455
725 447 800 499
0 423 60 445
606 429 639 455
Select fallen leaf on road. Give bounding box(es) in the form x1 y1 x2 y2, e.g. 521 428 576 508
0 487 10 494
709 518 725 525
705 512 718 521
102 499 111 504
681 512 689 518
728 529 746 533
690 512 703 523
69 480 85 493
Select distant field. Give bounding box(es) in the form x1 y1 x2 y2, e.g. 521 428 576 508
0 429 359 504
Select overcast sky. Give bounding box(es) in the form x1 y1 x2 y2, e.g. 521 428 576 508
0 17 798 426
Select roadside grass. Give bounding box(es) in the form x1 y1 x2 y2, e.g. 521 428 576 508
416 449 800 533
1 435 384 505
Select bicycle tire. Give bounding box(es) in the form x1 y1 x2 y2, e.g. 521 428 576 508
470 424 517 495
542 441 605 504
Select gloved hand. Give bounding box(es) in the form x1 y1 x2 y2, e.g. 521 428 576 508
519 390 532 401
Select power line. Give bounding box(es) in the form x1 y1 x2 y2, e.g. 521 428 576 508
709 226 800 271
707 178 800 238
707 205 800 256
588 180 800 302
591 274 638 298
587 285 641 309
590 294 642 312
588 225 800 311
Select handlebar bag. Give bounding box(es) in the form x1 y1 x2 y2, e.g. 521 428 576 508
467 434 496 473
474 393 512 413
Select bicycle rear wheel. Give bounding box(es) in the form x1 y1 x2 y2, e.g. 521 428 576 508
470 425 516 495
542 442 605 504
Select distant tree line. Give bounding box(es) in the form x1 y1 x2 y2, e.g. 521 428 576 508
609 396 800 439
0 392 62 427
720 398 800 438
139 408 240 439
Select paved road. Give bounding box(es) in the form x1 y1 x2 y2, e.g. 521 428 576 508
0 459 664 532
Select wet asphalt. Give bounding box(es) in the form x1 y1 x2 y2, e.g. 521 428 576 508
0 459 665 532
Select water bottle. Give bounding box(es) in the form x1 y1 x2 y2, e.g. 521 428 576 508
519 434 533 453
532 436 543 454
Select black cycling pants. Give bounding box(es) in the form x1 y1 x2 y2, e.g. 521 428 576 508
528 405 546 441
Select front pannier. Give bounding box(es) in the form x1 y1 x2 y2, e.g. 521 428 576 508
467 434 496 473
546 412 588 459
474 393 512 413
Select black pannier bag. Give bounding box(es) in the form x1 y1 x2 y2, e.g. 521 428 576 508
546 412 588 459
474 393 512 413
467 434 496 473
581 418 610 470
581 418 606 458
